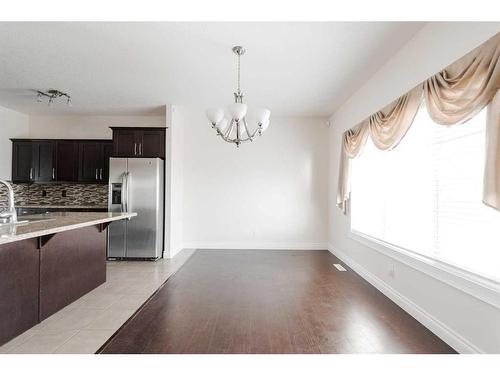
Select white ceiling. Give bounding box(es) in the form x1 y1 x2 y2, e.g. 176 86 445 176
0 22 425 117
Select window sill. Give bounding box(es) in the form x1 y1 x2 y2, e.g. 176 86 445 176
348 230 500 310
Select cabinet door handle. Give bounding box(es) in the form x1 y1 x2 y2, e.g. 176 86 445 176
134 143 137 155
95 168 98 180
52 167 55 180
139 143 142 155
100 168 103 180
29 168 33 180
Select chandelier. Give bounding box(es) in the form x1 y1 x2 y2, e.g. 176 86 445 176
206 46 271 147
36 89 72 106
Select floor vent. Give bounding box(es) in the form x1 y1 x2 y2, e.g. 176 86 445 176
333 263 347 271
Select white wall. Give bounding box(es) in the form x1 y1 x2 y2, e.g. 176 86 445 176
28 114 165 139
0 105 29 180
328 23 500 353
175 105 329 250
164 105 184 258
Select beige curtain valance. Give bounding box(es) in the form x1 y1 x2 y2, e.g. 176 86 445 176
343 123 369 157
337 32 500 213
336 86 422 211
368 85 423 150
424 34 500 126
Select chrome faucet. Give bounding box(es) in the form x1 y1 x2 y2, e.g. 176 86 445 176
0 179 18 224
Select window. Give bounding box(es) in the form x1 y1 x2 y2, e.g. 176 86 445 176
351 106 500 283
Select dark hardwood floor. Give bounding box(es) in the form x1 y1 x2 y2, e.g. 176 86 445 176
99 250 456 354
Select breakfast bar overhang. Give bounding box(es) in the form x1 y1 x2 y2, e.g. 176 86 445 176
0 212 137 346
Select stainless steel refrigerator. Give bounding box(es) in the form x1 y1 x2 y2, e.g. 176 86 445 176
107 157 164 259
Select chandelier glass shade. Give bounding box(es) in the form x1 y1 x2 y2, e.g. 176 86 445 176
206 46 271 147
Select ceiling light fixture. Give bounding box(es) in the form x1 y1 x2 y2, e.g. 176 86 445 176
206 46 271 147
36 89 72 106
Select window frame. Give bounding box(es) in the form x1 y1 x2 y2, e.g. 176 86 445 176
348 209 500 309
346 104 500 309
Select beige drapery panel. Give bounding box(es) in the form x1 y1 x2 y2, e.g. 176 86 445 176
337 32 500 213
484 89 500 210
336 124 369 212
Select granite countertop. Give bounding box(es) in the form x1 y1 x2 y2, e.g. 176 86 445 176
0 212 137 245
16 205 108 209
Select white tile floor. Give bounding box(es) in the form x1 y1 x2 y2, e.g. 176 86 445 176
0 249 195 354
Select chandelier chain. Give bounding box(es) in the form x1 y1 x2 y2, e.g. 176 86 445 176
237 52 241 94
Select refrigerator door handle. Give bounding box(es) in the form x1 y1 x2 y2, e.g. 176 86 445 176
121 172 127 213
125 172 131 213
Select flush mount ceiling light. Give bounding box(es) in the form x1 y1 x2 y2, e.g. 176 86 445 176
36 89 72 106
206 46 271 147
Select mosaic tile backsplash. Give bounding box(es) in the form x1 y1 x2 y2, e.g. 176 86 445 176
0 183 108 208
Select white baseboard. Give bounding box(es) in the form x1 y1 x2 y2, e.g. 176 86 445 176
327 244 483 354
182 242 328 250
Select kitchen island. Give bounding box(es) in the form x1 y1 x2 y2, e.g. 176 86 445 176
0 212 136 346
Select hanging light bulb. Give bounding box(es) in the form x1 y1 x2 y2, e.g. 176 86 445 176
228 103 248 121
206 108 224 126
216 118 229 133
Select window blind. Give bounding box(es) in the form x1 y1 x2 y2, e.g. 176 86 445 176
351 106 500 282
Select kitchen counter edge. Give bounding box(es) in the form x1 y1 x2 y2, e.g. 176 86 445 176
0 212 137 246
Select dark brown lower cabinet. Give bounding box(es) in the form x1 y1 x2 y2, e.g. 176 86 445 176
0 238 39 346
39 226 106 320
0 225 107 346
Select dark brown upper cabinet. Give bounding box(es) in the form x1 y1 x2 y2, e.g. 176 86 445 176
78 141 113 184
56 141 79 182
112 128 137 157
12 141 34 182
11 139 112 184
111 127 165 159
141 129 165 157
32 141 56 182
102 142 113 182
12 140 56 183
